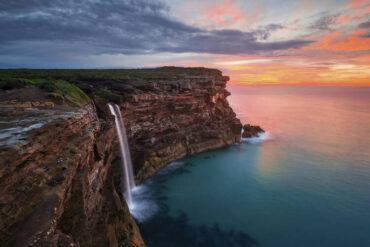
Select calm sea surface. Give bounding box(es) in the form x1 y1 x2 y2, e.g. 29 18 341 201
134 86 370 247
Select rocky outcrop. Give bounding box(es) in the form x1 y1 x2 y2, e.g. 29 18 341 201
242 124 264 138
0 67 242 246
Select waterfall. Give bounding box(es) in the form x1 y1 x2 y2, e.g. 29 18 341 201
115 105 136 189
108 104 136 209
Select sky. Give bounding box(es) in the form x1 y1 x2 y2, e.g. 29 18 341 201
0 0 369 85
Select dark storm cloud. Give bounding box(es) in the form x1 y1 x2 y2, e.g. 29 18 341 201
0 0 313 60
358 21 370 29
163 29 311 54
358 33 370 38
358 21 370 38
309 13 339 30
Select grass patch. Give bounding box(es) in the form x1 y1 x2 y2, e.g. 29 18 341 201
0 76 90 107
96 88 120 101
51 80 91 107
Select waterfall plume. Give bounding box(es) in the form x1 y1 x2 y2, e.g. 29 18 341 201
108 103 136 209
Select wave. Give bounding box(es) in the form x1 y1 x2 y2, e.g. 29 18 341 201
242 132 274 144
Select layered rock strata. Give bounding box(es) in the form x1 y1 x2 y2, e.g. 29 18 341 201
0 67 242 246
0 106 144 247
113 75 242 182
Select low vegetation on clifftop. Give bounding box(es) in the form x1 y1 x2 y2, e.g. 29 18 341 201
0 66 223 81
0 67 226 108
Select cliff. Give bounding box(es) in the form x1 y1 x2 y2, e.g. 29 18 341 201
0 67 242 246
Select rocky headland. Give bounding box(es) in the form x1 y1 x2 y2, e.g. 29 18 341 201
0 67 243 246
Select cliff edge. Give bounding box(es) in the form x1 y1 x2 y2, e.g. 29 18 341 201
0 67 242 246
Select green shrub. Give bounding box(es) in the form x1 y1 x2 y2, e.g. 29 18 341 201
96 88 120 101
51 80 91 107
39 81 58 92
0 78 26 90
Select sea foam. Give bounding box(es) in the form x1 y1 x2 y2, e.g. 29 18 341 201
242 131 274 144
129 184 160 222
130 162 185 222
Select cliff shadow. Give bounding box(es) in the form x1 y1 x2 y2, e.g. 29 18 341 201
135 156 259 247
137 177 259 247
139 209 258 247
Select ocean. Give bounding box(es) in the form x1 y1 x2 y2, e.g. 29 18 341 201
132 86 370 247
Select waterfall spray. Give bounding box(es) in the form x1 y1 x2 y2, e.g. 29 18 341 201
108 104 136 209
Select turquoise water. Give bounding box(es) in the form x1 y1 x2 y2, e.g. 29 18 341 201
135 86 370 247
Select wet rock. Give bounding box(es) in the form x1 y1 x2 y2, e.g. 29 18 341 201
242 124 264 138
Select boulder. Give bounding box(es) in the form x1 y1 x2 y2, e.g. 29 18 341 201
242 124 264 138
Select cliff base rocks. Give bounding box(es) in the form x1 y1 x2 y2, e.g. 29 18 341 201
242 124 264 138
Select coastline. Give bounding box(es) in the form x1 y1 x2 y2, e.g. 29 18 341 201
0 67 243 247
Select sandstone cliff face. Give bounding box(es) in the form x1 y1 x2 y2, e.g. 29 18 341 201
0 106 144 247
113 75 242 182
0 68 242 246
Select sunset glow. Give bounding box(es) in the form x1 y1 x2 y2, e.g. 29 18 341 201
0 0 369 85
166 0 370 86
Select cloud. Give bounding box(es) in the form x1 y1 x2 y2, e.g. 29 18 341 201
304 31 370 52
254 24 284 40
358 21 370 38
309 13 339 30
358 33 370 38
161 28 312 55
358 21 370 29
0 0 312 66
214 58 277 65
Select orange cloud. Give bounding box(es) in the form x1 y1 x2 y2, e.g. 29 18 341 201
347 0 369 8
228 65 370 86
203 0 243 26
217 55 370 86
336 15 351 24
304 31 370 51
176 0 261 29
227 64 325 85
